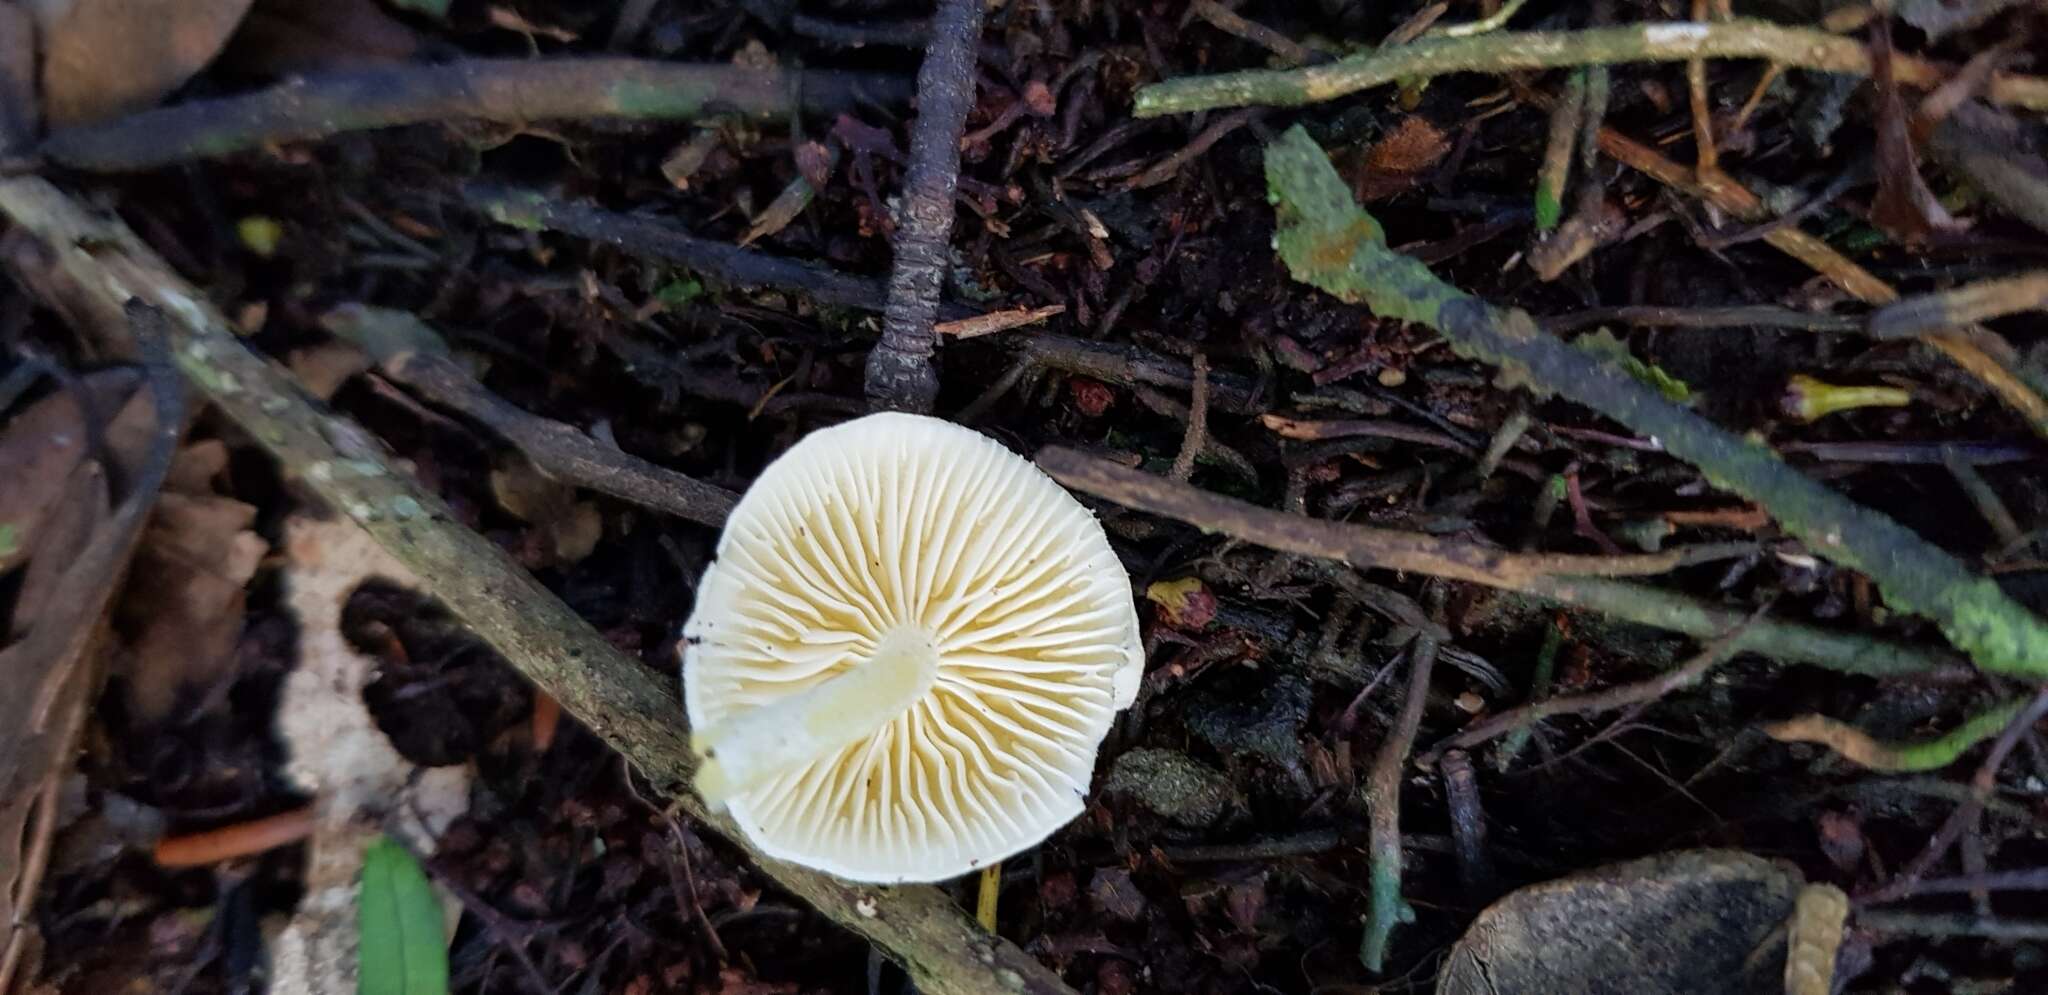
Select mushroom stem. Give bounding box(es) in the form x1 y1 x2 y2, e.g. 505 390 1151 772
692 626 940 810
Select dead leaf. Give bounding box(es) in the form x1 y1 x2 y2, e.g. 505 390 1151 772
286 340 372 402
269 514 468 995
36 0 255 126
489 455 605 566
0 374 102 576
0 364 178 993
117 484 268 723
1868 18 1966 244
1436 850 1803 995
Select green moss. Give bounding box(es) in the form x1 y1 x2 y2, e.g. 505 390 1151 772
606 80 715 119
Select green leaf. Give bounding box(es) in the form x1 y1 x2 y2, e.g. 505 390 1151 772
358 836 448 995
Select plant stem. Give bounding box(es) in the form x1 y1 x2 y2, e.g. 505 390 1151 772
1361 635 1437 971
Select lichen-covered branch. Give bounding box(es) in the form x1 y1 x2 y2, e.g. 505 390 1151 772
864 0 985 412
1134 19 2048 117
0 174 1075 995
1261 126 2048 678
42 60 912 172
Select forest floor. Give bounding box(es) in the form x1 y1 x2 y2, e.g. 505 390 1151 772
4 1 2048 993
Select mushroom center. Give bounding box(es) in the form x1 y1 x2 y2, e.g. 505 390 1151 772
692 625 940 811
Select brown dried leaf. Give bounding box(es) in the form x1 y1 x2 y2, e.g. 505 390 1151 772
36 0 255 126
0 378 97 576
0 369 174 994
1868 18 1966 244
118 487 267 723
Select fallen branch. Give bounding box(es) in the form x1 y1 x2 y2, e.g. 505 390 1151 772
1133 19 2048 117
864 0 985 412
463 184 897 314
320 305 738 528
1262 125 2048 678
1361 634 1438 971
0 174 1075 995
41 60 911 172
1037 448 1960 677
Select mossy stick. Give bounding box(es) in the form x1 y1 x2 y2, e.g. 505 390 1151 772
1133 20 2048 117
42 60 911 172
1261 126 2048 678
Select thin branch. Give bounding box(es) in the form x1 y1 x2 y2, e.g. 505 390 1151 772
321 305 738 528
1038 447 1962 677
865 0 985 412
0 173 1076 995
1427 620 1752 760
42 60 912 172
463 184 896 314
1541 304 1859 334
1361 634 1439 971
1133 19 2048 117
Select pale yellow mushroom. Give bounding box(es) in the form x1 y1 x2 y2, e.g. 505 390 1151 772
681 412 1144 883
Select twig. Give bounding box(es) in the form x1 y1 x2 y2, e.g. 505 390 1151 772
1868 867 2048 899
41 60 912 172
1170 353 1210 481
1158 829 1343 863
1868 271 2048 340
320 305 738 528
1438 750 1496 898
1040 447 1748 585
1263 125 2048 678
1541 304 1859 334
1943 446 2024 554
1361 634 1439 971
1038 448 1960 676
864 0 985 413
1431 0 1531 38
1494 614 1562 769
1188 1 1322 66
0 174 1077 995
154 807 317 867
1428 618 1752 760
1783 440 2042 465
1008 334 1263 413
1133 20 2048 117
934 304 1064 339
1761 696 2031 773
1125 109 1259 190
1858 911 2048 941
463 184 896 314
1861 686 2048 904
1594 127 2048 440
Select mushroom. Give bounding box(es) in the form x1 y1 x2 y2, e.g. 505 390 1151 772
681 412 1144 883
